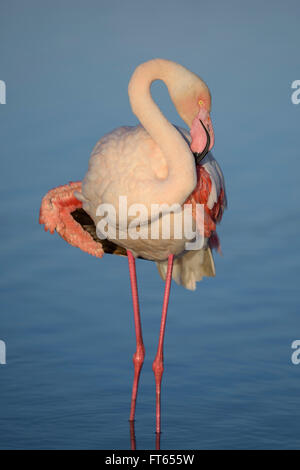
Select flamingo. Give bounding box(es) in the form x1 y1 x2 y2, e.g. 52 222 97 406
39 59 226 437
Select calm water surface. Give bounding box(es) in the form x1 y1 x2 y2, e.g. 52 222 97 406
0 0 300 449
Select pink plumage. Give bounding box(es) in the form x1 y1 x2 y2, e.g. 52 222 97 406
39 59 226 439
39 181 104 258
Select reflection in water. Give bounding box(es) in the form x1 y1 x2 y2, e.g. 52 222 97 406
129 421 161 450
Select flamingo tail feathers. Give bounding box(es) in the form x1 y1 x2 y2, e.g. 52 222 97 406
156 247 215 291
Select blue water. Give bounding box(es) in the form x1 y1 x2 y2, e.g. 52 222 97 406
1 0 300 449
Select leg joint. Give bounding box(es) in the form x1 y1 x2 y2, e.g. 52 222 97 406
133 345 145 366
152 356 164 381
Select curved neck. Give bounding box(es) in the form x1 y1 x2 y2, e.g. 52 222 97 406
128 59 197 205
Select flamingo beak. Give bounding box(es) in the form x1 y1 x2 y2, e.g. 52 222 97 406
193 120 210 164
190 107 215 164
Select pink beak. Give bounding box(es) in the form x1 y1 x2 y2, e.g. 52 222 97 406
190 107 214 162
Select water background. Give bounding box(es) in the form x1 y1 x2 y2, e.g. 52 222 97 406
1 0 300 449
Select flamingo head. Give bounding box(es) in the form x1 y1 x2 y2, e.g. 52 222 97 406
190 102 215 164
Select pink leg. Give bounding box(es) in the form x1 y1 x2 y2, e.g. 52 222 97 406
127 250 145 422
152 254 174 434
129 421 136 450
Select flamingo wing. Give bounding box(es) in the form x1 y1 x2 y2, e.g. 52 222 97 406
39 181 105 258
185 152 227 253
39 181 145 259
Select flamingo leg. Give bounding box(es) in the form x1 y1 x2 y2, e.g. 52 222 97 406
127 250 145 422
152 254 174 434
